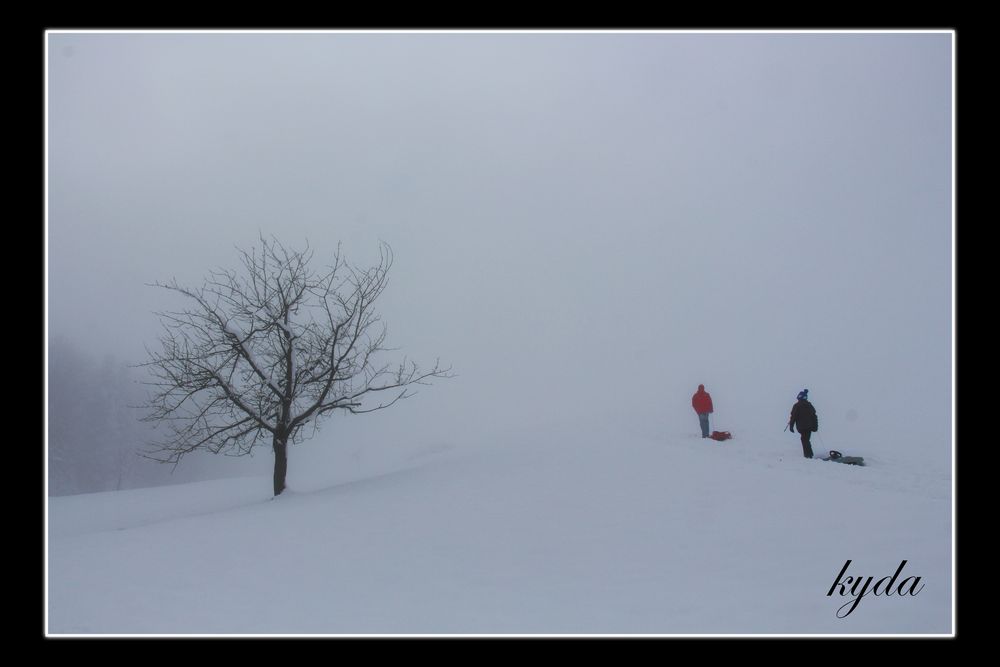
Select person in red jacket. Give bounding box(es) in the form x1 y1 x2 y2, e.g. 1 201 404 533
692 384 714 438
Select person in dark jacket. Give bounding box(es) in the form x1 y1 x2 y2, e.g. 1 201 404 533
692 384 714 438
788 389 818 458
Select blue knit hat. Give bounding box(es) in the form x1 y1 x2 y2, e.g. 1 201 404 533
797 389 809 400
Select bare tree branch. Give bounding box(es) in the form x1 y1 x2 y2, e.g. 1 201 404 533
138 237 453 492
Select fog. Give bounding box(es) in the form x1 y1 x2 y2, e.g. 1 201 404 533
46 31 953 493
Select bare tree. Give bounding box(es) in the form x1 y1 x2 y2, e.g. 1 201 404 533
139 237 451 496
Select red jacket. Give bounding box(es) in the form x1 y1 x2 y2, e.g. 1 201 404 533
692 385 713 414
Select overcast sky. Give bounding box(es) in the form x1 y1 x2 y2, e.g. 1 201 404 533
46 31 953 468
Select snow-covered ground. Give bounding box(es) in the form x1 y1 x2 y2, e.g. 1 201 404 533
47 421 952 635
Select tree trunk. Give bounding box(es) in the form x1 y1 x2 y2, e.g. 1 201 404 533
273 436 288 496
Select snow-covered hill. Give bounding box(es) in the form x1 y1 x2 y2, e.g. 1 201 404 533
47 422 952 635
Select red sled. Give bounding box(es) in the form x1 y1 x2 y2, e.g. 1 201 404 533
710 431 732 441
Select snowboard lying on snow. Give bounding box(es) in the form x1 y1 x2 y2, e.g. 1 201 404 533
820 450 865 466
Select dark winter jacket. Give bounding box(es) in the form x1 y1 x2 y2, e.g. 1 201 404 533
789 399 818 433
692 385 714 415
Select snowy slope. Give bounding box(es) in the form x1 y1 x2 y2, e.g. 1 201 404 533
47 422 952 635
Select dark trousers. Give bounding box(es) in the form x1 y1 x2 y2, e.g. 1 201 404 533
800 431 814 458
698 413 710 437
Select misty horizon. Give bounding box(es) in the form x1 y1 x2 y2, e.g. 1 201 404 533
47 29 952 489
